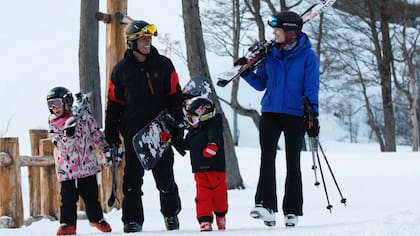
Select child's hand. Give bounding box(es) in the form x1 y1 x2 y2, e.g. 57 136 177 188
203 143 218 158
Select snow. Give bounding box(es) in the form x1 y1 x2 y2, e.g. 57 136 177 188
1 0 420 235
1 142 420 235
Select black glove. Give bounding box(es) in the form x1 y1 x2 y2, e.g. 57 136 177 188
64 116 77 137
307 117 320 137
161 113 187 156
104 129 121 146
234 57 248 66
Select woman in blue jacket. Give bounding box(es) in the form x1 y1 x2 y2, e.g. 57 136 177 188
242 11 320 228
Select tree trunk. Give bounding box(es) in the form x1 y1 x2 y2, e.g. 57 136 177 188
97 0 128 211
377 0 396 151
182 0 244 189
79 0 102 125
366 0 396 151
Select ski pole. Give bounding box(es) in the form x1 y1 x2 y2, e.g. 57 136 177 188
309 137 320 187
318 141 347 206
314 137 333 213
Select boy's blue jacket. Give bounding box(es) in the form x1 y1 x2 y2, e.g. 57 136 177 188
243 33 319 116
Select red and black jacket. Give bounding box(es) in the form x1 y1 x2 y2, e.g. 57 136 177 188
184 114 226 173
105 47 183 141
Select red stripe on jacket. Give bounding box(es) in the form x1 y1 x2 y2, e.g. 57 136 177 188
168 71 179 95
108 79 125 105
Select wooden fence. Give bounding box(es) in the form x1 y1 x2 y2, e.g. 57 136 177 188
0 129 123 228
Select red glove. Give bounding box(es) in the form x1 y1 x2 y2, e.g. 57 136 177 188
160 132 172 143
203 143 218 158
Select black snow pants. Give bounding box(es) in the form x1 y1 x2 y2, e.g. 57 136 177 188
121 134 181 225
254 112 305 216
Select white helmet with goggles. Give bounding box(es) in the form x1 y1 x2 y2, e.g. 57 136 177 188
183 97 215 126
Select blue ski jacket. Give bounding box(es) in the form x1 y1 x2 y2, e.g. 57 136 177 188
243 33 319 116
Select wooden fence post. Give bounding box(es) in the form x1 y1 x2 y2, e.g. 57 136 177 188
39 138 60 219
0 138 24 228
96 0 128 212
29 129 48 217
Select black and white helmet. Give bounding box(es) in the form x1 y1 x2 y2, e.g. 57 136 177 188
46 86 73 114
183 97 215 126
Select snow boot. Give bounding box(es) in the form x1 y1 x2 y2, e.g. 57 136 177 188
164 215 179 230
284 214 298 227
89 218 112 232
199 221 213 231
250 204 276 227
123 222 142 233
216 216 226 230
56 223 76 235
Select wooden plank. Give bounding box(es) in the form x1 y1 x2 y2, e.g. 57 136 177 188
28 130 48 217
39 139 59 219
0 137 24 228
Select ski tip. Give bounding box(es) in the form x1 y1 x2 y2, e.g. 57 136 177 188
216 80 229 87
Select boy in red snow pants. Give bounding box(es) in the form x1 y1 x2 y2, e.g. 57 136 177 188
182 97 228 231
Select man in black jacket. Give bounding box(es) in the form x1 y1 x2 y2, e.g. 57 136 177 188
104 20 183 233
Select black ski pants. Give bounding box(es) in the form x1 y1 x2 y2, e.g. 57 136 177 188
122 135 181 225
254 112 304 216
60 174 104 225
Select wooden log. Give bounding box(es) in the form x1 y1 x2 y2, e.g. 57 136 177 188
0 137 24 228
100 0 127 213
95 11 132 24
28 129 48 217
0 152 12 167
39 139 59 219
19 155 54 167
95 12 111 23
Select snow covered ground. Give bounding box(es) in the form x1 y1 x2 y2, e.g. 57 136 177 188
1 141 420 235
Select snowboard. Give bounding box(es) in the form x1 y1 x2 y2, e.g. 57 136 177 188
132 111 172 170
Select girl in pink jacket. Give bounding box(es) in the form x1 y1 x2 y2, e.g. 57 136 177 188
47 87 112 235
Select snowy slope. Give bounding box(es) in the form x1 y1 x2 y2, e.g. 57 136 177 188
1 143 420 235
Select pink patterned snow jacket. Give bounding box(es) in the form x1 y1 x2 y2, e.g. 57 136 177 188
48 110 108 182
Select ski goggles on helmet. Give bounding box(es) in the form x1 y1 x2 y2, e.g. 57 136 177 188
185 114 200 127
182 107 215 127
47 98 64 109
268 13 301 31
267 15 280 28
126 24 158 40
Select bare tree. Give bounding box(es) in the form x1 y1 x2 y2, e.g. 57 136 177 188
319 0 402 151
182 0 244 189
79 0 102 125
392 2 420 151
367 0 396 151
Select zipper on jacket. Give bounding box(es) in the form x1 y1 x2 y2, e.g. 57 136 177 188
146 72 155 95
